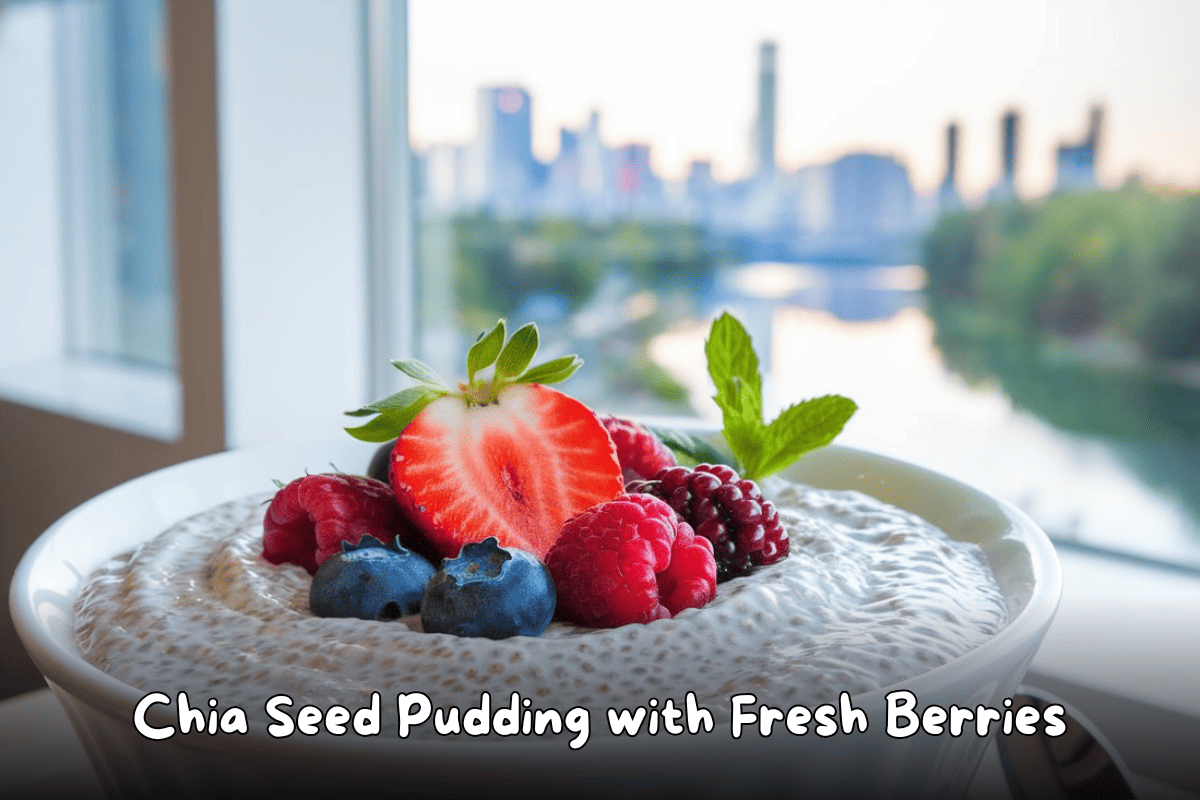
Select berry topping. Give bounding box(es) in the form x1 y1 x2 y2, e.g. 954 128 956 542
545 493 717 628
628 464 788 582
421 537 556 639
345 320 623 560
600 415 678 482
262 473 421 575
366 439 395 483
309 535 437 620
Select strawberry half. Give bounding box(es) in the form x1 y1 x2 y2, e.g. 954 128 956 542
345 320 623 560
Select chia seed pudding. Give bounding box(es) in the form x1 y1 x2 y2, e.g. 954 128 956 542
73 477 1007 733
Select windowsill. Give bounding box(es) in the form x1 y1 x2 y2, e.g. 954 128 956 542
0 358 181 441
1026 546 1200 796
1032 546 1200 716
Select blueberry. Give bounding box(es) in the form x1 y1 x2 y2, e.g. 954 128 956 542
366 439 396 483
309 535 436 621
420 537 556 639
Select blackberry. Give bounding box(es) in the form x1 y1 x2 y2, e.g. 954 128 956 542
628 463 788 582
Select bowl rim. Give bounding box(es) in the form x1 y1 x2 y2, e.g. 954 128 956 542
9 440 1061 754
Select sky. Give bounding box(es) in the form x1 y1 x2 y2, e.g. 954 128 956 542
409 0 1200 201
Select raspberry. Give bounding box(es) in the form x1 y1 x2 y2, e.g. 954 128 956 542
628 464 788 582
262 474 425 575
545 493 717 628
599 415 677 483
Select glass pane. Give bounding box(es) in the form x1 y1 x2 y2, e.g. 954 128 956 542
0 0 178 439
409 1 1200 570
56 0 174 368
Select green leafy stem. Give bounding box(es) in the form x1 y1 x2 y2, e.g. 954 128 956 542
344 319 582 442
656 312 857 482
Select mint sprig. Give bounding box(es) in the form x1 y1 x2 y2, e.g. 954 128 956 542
659 311 857 481
642 425 733 467
345 319 582 442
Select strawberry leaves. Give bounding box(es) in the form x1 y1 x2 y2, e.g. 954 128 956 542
642 425 732 467
389 359 446 387
345 319 583 442
517 354 582 384
344 385 444 442
495 322 539 377
467 320 507 383
660 311 857 481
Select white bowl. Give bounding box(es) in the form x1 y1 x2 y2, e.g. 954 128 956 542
10 441 1059 799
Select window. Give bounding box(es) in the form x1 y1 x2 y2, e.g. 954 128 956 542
405 9 1200 787
0 0 178 439
407 0 1200 577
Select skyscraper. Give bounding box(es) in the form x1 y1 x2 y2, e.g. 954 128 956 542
476 85 536 210
752 41 777 179
1055 105 1103 193
938 122 962 211
988 109 1019 203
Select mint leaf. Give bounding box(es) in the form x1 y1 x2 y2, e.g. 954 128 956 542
752 395 858 480
721 375 767 475
644 426 733 467
518 354 582 385
495 322 539 378
467 320 505 382
390 358 446 387
700 312 858 482
705 312 763 420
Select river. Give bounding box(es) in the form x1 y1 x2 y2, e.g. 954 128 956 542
650 261 1200 570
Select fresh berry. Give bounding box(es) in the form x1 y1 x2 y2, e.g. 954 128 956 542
309 535 436 620
262 473 422 575
627 464 788 582
421 537 556 639
599 415 677 482
345 320 624 561
545 493 717 628
392 384 622 560
367 439 396 483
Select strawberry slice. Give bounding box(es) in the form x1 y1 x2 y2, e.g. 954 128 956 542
344 319 623 560
391 384 622 559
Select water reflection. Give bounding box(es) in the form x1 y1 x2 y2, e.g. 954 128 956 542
654 262 1200 569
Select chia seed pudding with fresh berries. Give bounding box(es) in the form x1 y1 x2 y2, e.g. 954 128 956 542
73 478 1006 731
71 315 1009 734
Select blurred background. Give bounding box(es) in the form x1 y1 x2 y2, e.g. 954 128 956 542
1 0 1198 704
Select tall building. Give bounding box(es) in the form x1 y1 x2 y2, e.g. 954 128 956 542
752 41 777 179
938 122 962 211
577 111 614 217
828 153 914 236
685 160 717 224
1055 105 1103 193
543 127 581 215
988 109 1020 203
475 85 536 211
614 143 664 215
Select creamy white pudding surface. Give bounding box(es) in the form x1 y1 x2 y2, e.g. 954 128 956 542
74 480 1008 730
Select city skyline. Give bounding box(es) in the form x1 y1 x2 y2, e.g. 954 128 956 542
411 0 1200 201
416 76 1102 211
